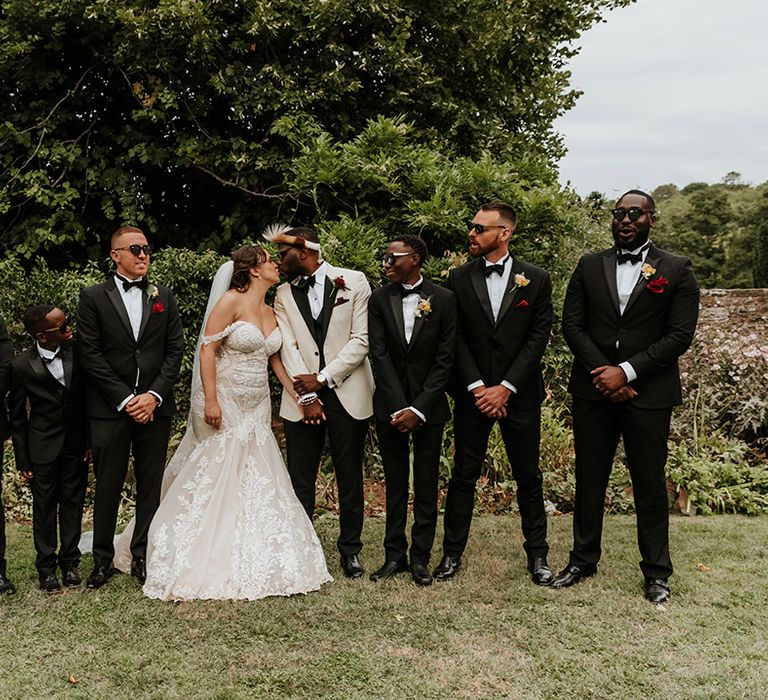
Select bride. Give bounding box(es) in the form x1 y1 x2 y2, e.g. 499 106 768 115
113 244 331 600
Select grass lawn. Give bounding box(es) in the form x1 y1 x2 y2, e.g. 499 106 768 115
0 513 766 699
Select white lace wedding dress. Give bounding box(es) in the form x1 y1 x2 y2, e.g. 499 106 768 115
114 321 331 601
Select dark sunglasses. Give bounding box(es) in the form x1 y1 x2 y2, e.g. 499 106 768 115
611 207 654 222
467 221 507 234
113 244 154 257
42 315 71 334
382 252 416 266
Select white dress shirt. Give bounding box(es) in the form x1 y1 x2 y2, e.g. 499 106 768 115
391 277 426 423
37 343 65 386
615 242 651 383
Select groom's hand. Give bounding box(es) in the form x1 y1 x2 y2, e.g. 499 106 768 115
301 399 325 425
293 374 322 395
474 385 511 418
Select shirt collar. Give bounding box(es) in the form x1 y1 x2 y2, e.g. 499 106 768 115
37 343 59 360
402 276 424 290
483 254 511 267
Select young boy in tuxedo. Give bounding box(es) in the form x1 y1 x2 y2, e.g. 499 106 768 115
8 305 88 591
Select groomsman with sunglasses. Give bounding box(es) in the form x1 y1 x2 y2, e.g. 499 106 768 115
552 190 699 604
368 235 456 586
434 202 554 585
77 227 184 589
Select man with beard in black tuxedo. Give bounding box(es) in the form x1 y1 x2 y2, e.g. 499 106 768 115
0 315 15 594
434 202 554 586
8 306 88 592
77 226 184 589
368 235 456 586
552 190 699 604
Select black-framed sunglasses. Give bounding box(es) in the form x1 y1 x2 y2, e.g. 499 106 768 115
467 221 507 234
113 244 154 257
611 207 654 222
382 252 417 266
42 314 71 334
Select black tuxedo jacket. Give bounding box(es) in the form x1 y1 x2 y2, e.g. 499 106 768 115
446 256 552 409
368 279 457 424
8 340 87 470
0 316 13 442
562 243 699 408
76 276 185 419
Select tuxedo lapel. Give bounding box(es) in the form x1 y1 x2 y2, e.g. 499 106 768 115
387 284 408 350
61 343 74 389
602 251 621 316
290 283 318 342
105 277 135 341
408 286 430 349
137 291 151 342
27 350 61 392
624 249 660 315
495 259 523 326
319 276 339 342
469 260 494 325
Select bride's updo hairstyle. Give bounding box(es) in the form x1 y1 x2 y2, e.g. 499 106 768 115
229 245 268 292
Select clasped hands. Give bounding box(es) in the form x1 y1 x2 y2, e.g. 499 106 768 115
293 374 327 426
125 392 159 424
472 384 510 418
591 365 638 403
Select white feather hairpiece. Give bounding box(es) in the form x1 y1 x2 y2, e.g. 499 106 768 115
261 223 321 252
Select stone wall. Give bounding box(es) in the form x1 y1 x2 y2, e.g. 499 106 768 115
698 289 768 338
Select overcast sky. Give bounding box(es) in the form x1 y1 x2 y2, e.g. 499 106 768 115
554 0 768 198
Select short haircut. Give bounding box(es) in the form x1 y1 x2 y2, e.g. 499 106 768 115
288 226 319 244
391 235 428 266
617 189 656 211
111 225 146 249
22 304 56 336
480 201 517 227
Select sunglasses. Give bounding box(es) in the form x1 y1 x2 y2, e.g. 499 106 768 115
113 244 154 257
467 221 507 234
382 252 416 266
611 207 654 222
42 314 71 334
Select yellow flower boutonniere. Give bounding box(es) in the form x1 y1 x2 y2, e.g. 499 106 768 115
513 272 530 288
641 263 656 280
146 283 159 299
414 296 433 319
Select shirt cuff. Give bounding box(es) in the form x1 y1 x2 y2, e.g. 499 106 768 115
501 380 517 394
619 362 637 383
320 368 336 389
467 380 484 392
408 406 426 422
148 390 163 407
117 394 135 412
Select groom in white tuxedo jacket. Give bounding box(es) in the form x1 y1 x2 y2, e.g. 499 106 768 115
271 226 374 579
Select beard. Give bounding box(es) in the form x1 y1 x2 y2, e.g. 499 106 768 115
612 226 650 251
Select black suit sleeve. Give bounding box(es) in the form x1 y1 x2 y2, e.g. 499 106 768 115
8 365 30 472
146 289 185 401
76 288 135 408
562 256 613 372
446 268 483 389
625 257 699 378
503 271 553 389
411 291 457 418
368 292 409 413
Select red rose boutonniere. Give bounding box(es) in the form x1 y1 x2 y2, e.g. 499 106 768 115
333 276 348 291
151 301 165 314
646 276 669 294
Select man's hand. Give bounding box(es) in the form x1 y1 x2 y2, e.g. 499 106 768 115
293 374 323 395
591 365 627 395
301 399 326 425
204 399 222 430
474 385 511 418
125 393 158 425
607 385 638 404
390 409 423 433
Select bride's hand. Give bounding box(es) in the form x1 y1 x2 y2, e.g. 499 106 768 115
204 399 222 430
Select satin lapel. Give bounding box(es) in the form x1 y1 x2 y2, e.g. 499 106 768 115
105 278 135 341
469 260 494 325
602 251 621 316
495 259 522 326
137 291 151 342
387 285 408 350
290 283 317 340
319 276 338 342
408 286 429 349
61 343 74 388
27 351 61 392
624 251 660 315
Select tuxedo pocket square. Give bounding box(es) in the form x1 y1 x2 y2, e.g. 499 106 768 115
515 300 529 308
151 301 165 314
333 297 350 308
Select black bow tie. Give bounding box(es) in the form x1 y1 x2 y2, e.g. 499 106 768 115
483 263 506 277
117 275 148 292
40 352 59 365
616 246 649 265
295 275 316 291
401 284 422 297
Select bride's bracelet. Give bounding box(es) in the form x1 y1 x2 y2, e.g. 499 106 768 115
298 394 319 406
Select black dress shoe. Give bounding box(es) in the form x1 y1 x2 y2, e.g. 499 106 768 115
39 572 62 592
550 563 597 589
340 554 364 579
86 565 115 590
644 578 671 604
433 555 461 581
0 573 16 595
410 563 433 587
369 559 408 582
529 557 554 586
61 567 82 588
131 557 147 585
